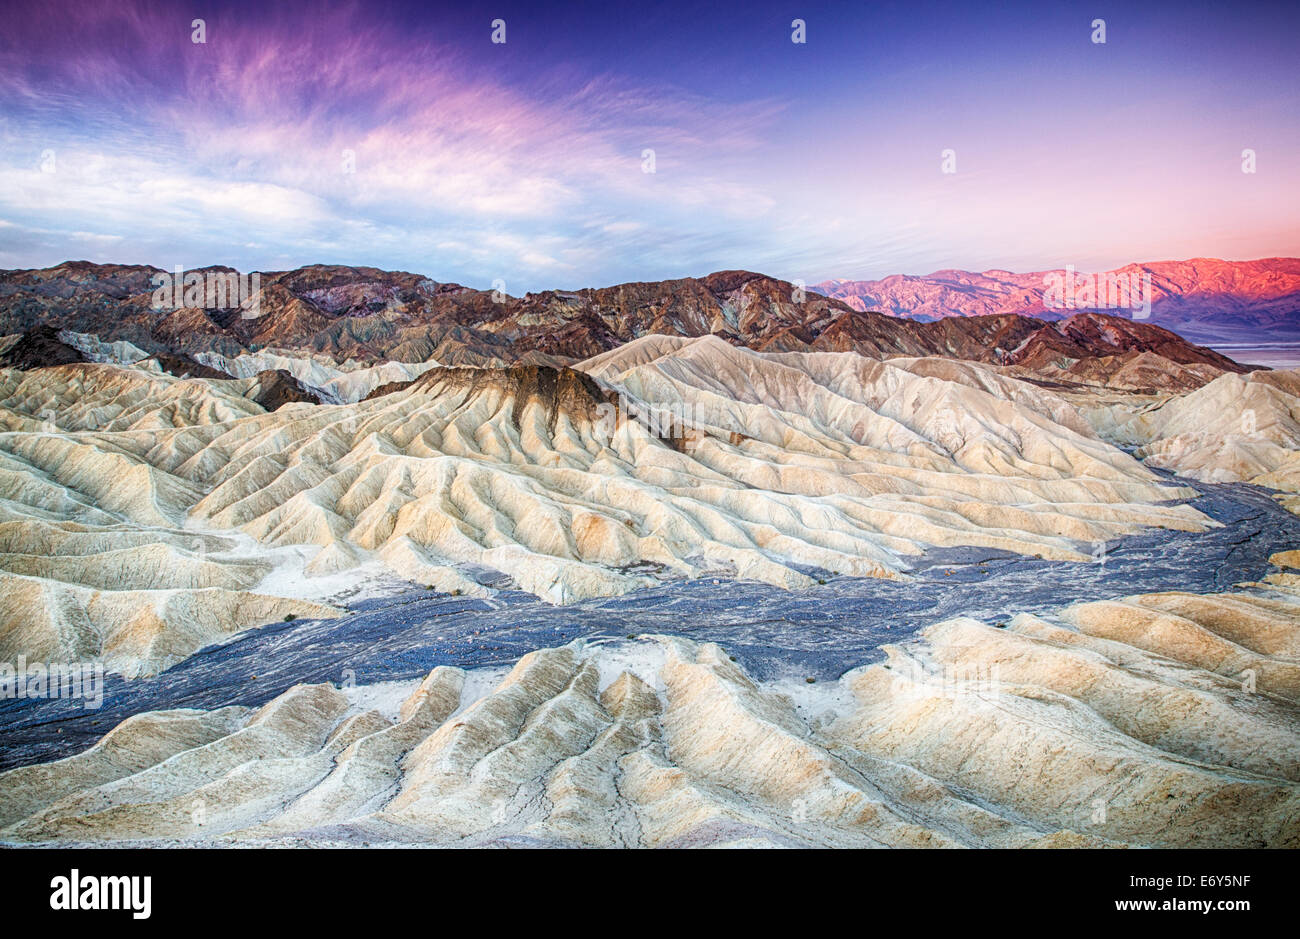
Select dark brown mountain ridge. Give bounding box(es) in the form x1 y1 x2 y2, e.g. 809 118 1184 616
0 261 1253 392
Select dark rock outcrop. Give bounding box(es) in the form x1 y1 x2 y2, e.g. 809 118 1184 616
362 379 415 401
144 352 230 380
248 369 320 410
0 325 86 369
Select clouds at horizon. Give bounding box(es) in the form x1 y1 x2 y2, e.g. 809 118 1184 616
0 0 1297 291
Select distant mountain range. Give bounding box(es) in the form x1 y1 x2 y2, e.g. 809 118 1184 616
814 258 1300 344
0 260 1261 394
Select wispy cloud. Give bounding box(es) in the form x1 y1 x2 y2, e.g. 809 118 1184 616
0 0 796 288
0 0 1296 288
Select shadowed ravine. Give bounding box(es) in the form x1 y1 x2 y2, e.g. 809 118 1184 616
2 474 1298 771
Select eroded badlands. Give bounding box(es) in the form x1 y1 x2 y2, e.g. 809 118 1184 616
3 568 1296 848
0 336 1215 676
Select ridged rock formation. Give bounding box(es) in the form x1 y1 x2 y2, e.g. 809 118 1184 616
0 338 1215 675
1087 369 1300 511
3 571 1296 848
0 364 343 676
193 349 442 404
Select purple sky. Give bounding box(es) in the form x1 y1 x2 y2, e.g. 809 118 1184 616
0 0 1297 292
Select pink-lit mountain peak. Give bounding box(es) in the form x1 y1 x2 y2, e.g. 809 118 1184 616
815 258 1300 343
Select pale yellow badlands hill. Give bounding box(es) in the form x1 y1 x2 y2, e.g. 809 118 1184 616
0 365 342 677
192 348 443 403
1084 368 1300 510
0 337 1213 675
55 331 447 404
2 569 1296 848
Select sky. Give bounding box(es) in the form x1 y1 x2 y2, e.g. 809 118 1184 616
0 0 1297 293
